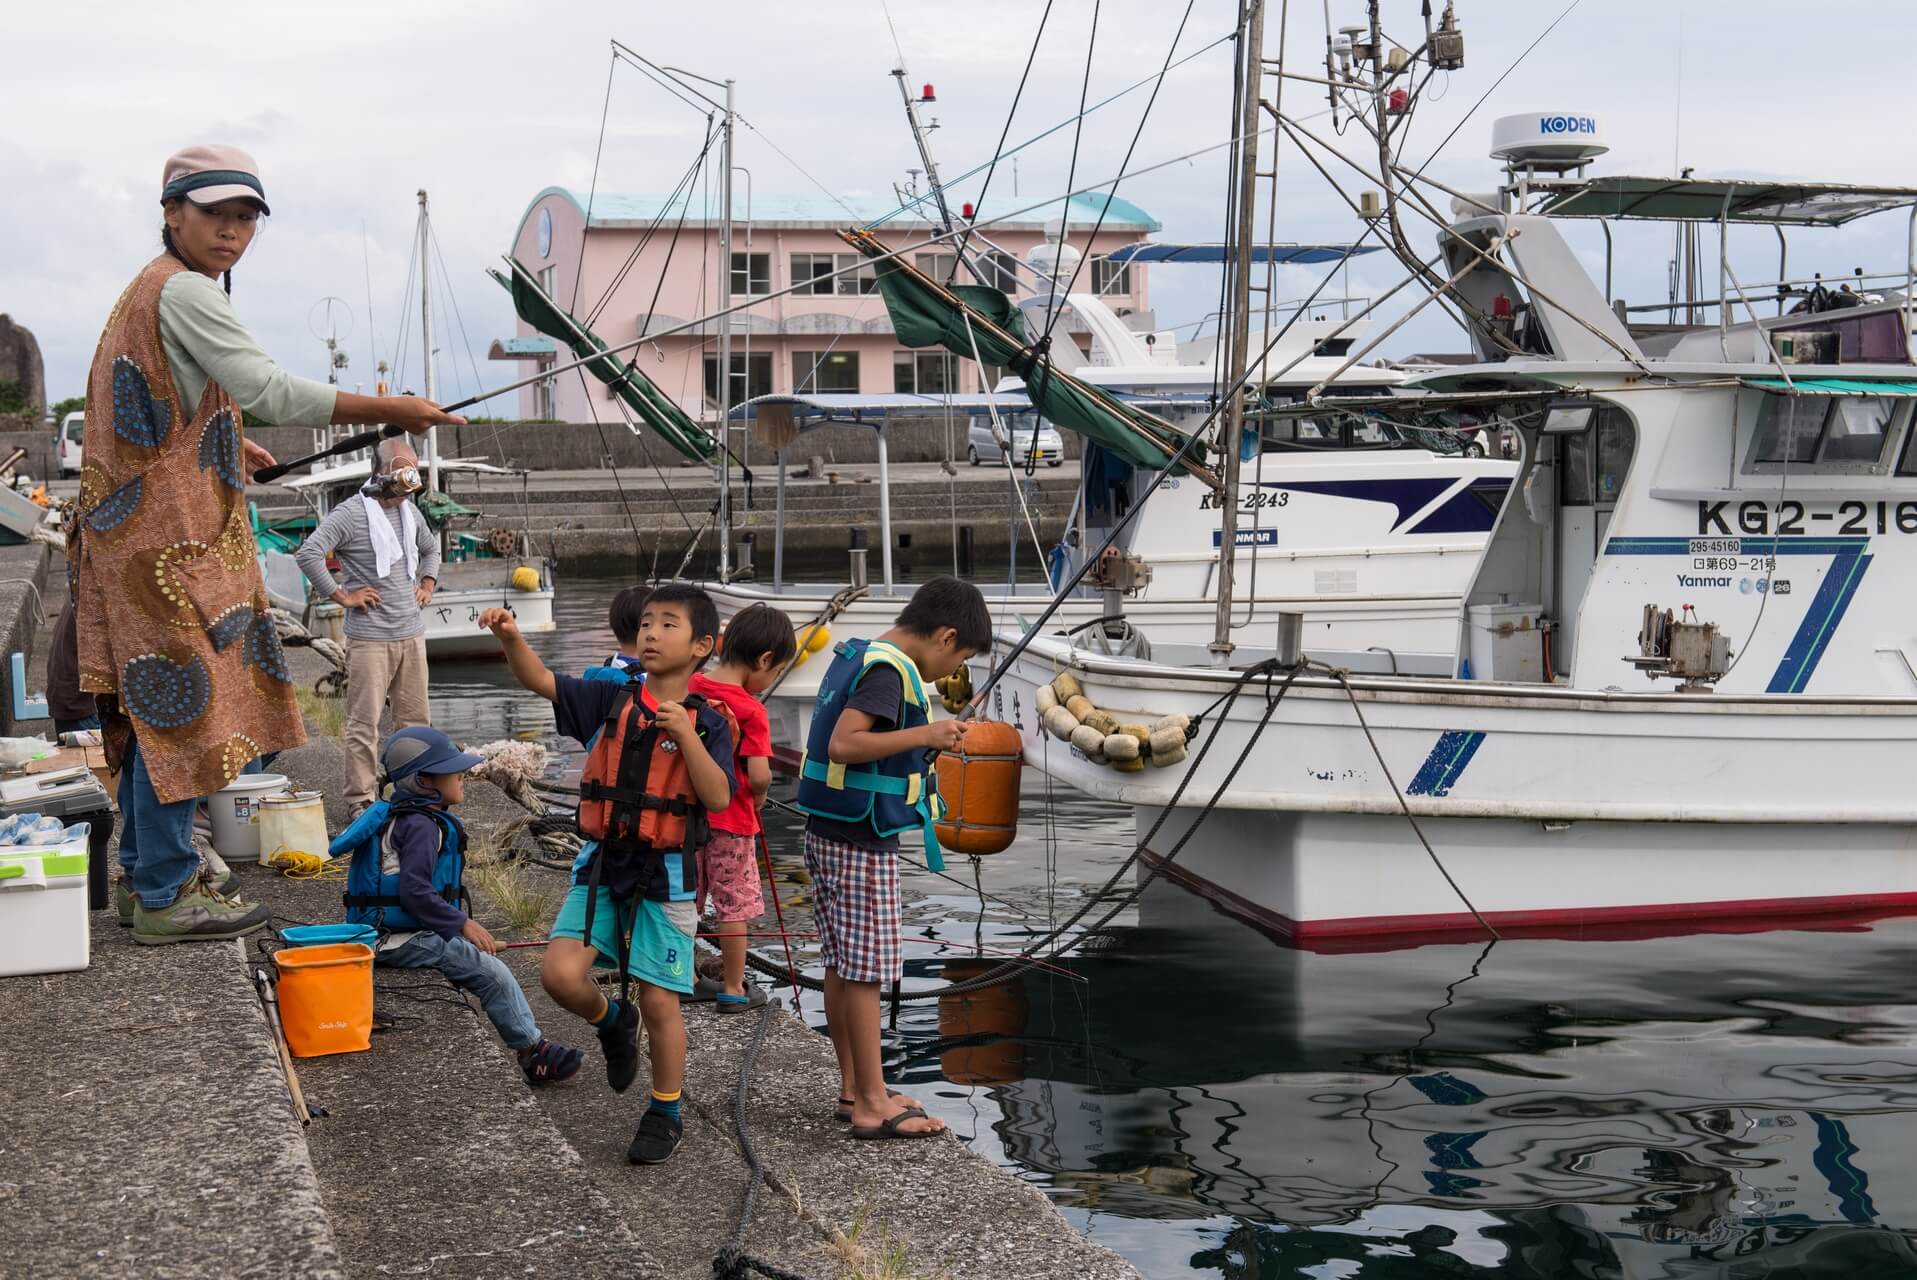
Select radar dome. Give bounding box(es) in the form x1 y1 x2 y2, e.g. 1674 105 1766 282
1490 112 1608 166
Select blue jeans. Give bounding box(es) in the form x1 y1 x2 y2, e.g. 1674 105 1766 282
116 736 201 908
54 713 101 736
379 932 541 1051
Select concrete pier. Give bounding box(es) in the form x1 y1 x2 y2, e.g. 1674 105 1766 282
0 579 1141 1280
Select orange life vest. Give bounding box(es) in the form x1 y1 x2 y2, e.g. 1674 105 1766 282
576 684 739 901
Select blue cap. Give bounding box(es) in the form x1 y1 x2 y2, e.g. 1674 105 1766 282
382 726 482 785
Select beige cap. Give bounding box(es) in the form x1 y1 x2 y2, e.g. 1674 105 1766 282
160 144 270 215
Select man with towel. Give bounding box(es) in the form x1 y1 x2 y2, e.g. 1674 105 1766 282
296 441 440 814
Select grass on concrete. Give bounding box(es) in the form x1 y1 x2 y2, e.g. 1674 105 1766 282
832 1204 938 1280
464 828 561 936
295 687 345 738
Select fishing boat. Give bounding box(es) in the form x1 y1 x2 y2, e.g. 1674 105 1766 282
987 4 1917 945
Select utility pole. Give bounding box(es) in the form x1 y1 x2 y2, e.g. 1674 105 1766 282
717 78 735 581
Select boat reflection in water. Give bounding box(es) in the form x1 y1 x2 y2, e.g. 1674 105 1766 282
902 881 1917 1278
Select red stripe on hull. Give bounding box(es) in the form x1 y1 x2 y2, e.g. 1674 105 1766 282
1140 850 1917 955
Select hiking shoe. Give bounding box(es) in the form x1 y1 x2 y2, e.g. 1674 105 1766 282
519 1039 585 1087
627 1107 684 1165
131 872 271 945
115 876 135 927
597 1000 641 1093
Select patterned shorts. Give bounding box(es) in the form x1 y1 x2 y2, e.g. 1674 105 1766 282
803 829 901 984
697 830 766 923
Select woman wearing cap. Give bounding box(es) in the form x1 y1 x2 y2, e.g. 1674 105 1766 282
77 143 464 945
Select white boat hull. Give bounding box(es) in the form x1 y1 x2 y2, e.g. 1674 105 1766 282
993 637 1917 942
311 558 556 659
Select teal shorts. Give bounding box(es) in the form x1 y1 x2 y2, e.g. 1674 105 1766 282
551 887 699 995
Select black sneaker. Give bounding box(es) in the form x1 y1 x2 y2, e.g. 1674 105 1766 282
519 1039 585 1087
597 1000 640 1093
627 1106 684 1165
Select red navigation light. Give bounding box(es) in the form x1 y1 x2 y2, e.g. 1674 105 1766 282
1387 88 1409 113
961 202 975 220
1492 292 1514 318
921 83 936 101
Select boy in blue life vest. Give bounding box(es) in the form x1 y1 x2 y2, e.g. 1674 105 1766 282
581 585 647 685
795 576 993 1141
339 726 585 1087
478 583 735 1166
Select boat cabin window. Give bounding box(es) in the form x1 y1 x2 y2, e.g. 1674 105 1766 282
1261 412 1411 451
1745 393 1901 474
1558 407 1635 507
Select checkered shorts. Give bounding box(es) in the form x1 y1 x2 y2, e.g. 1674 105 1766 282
803 829 901 984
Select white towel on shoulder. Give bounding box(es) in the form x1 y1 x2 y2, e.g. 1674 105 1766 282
361 494 421 582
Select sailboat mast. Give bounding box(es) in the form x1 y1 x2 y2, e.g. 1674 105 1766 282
416 189 441 497
716 78 736 582
1211 0 1267 660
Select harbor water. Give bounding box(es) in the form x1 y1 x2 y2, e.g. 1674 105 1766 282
431 568 1917 1279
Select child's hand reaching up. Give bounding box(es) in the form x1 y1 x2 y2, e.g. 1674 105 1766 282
476 607 520 640
462 918 500 954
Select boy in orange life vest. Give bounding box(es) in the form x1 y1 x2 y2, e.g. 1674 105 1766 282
477 583 734 1167
796 577 993 1141
687 603 796 1011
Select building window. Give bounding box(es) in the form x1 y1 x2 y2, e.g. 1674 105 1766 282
980 250 1020 293
730 252 770 296
789 252 877 296
793 350 861 393
704 352 773 407
535 359 555 420
894 351 958 395
915 252 958 284
1091 255 1131 295
538 265 557 298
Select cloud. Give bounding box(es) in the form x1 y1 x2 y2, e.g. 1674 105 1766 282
4 0 1911 405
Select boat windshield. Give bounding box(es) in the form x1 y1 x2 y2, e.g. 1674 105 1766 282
1261 409 1469 453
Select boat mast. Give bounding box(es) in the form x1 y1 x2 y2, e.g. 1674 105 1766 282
1211 0 1267 661
894 69 954 238
716 77 736 582
416 189 441 498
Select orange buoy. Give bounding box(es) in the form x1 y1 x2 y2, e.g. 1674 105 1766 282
933 720 1022 856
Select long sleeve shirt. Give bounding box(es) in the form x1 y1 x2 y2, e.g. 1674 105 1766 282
295 498 441 641
388 810 468 941
158 271 338 427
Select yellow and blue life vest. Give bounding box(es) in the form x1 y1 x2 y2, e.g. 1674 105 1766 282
337 800 466 932
794 638 946 870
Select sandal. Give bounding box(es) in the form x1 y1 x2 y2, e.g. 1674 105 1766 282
835 1089 910 1123
849 1106 944 1141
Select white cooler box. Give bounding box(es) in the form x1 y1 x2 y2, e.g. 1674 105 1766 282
0 837 91 977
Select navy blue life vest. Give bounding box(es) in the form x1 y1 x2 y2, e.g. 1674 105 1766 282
793 638 946 871
336 800 466 932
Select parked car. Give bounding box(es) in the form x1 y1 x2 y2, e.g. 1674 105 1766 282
967 413 1065 467
55 411 83 478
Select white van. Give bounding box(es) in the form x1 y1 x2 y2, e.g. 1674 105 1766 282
55 412 82 478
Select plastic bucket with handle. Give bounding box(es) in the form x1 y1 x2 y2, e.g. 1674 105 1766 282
209 773 289 864
273 942 374 1057
259 790 328 867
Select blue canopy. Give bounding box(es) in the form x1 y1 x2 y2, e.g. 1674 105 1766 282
1103 242 1383 265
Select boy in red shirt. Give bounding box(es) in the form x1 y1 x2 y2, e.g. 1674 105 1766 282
689 603 796 1010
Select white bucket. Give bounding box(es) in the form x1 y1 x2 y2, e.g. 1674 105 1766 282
259 791 328 867
210 773 289 864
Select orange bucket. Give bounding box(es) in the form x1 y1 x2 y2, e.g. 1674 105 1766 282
273 942 375 1057
933 720 1023 856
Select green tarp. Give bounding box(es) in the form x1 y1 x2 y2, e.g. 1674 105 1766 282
846 230 1214 481
489 261 714 462
1744 377 1917 397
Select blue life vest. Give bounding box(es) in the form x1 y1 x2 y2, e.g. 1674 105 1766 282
794 638 946 871
336 800 466 932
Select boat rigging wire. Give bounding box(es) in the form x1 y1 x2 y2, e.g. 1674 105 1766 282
948 0 1057 279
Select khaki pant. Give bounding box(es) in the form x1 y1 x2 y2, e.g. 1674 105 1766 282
343 635 431 809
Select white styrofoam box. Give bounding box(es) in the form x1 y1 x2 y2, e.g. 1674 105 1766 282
0 843 90 977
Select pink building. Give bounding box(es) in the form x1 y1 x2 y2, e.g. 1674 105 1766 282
496 188 1159 424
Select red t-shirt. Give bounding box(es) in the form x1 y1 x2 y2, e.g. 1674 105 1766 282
689 673 772 835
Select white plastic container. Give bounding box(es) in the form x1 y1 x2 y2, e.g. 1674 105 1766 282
0 844 90 976
259 791 328 867
210 773 289 864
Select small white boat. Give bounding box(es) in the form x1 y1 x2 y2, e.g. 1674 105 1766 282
265 456 556 659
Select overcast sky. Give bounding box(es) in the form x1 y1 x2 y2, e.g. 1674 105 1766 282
5 0 1911 409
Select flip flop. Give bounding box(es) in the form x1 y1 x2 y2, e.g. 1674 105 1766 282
848 1106 944 1141
835 1089 909 1123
